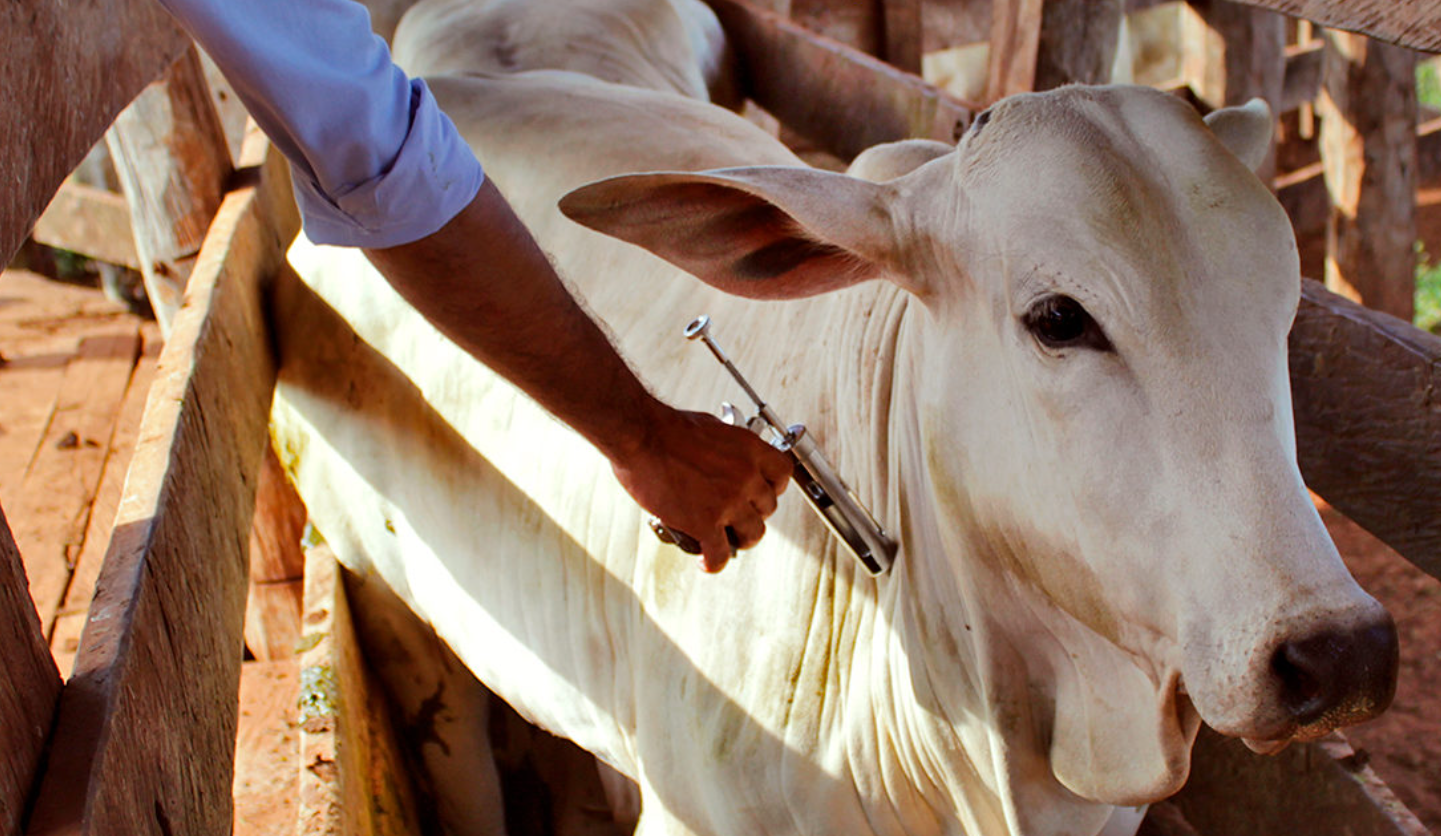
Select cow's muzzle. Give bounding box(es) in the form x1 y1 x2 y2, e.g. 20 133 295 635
1269 613 1398 737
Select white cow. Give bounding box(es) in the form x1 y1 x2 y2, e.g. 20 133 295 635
271 17 1397 836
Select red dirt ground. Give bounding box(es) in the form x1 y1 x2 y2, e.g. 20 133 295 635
1318 500 1441 832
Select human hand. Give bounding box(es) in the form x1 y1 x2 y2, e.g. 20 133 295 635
612 404 791 572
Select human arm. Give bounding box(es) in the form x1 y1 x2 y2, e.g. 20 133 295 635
153 0 788 570
364 179 791 571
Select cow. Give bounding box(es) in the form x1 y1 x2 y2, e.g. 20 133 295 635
269 8 1398 836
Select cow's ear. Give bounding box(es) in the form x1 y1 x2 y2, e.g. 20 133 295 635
1203 98 1272 172
558 167 904 300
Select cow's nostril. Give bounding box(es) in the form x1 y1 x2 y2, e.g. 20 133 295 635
1272 619 1399 728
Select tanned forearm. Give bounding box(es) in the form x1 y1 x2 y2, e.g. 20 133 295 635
364 179 789 570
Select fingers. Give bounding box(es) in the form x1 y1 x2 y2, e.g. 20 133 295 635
728 513 765 552
756 443 793 491
698 531 733 573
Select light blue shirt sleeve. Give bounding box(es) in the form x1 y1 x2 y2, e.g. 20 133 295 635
156 0 485 248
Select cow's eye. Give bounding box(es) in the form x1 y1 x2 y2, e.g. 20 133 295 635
1023 295 1112 352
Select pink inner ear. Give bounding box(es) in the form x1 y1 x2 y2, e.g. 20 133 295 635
560 178 881 300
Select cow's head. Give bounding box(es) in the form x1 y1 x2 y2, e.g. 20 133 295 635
560 85 1396 807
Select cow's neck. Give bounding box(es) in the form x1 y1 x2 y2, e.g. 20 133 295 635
814 305 1126 836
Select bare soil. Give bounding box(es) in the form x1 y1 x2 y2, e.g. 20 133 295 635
1319 499 1441 832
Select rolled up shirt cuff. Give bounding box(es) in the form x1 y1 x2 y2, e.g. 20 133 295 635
291 77 485 249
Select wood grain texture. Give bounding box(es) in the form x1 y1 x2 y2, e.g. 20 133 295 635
9 330 140 634
1182 0 1287 111
0 505 62 836
297 546 421 836
1291 279 1441 581
707 0 974 160
1033 0 1124 93
233 660 299 836
1169 727 1429 836
245 446 307 661
107 46 234 330
0 0 187 267
51 325 162 680
985 0 1044 103
24 142 296 836
1319 30 1417 321
1226 0 1441 53
31 183 140 271
880 0 922 74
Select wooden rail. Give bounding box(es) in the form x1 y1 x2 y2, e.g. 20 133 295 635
706 0 975 159
1228 0 1441 53
24 136 297 836
0 0 186 268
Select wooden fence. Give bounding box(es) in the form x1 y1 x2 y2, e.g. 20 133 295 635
1 0 1438 834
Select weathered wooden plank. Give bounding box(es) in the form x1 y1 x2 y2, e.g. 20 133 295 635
1290 279 1441 580
1034 0 1125 93
24 142 296 836
1226 0 1441 54
10 329 141 633
1280 41 1323 114
0 505 62 836
1318 30 1417 320
1181 0 1287 111
1169 727 1428 836
987 0 1123 103
107 46 235 331
986 0 1044 102
880 0 923 74
30 183 140 272
297 545 421 836
245 447 307 661
0 0 187 268
1181 0 1285 179
233 660 299 836
50 325 162 680
707 0 974 160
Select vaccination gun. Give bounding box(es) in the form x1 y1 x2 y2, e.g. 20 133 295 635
649 315 898 576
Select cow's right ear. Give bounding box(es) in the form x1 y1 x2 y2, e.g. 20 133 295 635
558 167 909 300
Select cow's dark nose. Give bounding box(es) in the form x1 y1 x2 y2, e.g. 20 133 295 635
1272 616 1399 727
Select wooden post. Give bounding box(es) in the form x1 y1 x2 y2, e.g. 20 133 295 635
106 45 235 332
296 546 422 836
1 505 63 836
987 0 1124 104
245 447 307 661
881 0 923 75
1180 0 1285 178
1182 0 1287 110
1317 29 1417 320
24 140 297 836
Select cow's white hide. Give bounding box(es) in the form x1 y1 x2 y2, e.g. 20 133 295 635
390 0 735 104
273 71 1394 836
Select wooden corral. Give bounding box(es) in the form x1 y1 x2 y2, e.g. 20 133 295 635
0 0 1439 835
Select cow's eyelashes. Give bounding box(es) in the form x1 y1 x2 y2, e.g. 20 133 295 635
1022 295 1113 352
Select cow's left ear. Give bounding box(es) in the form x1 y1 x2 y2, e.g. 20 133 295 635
559 167 906 300
1203 98 1272 172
